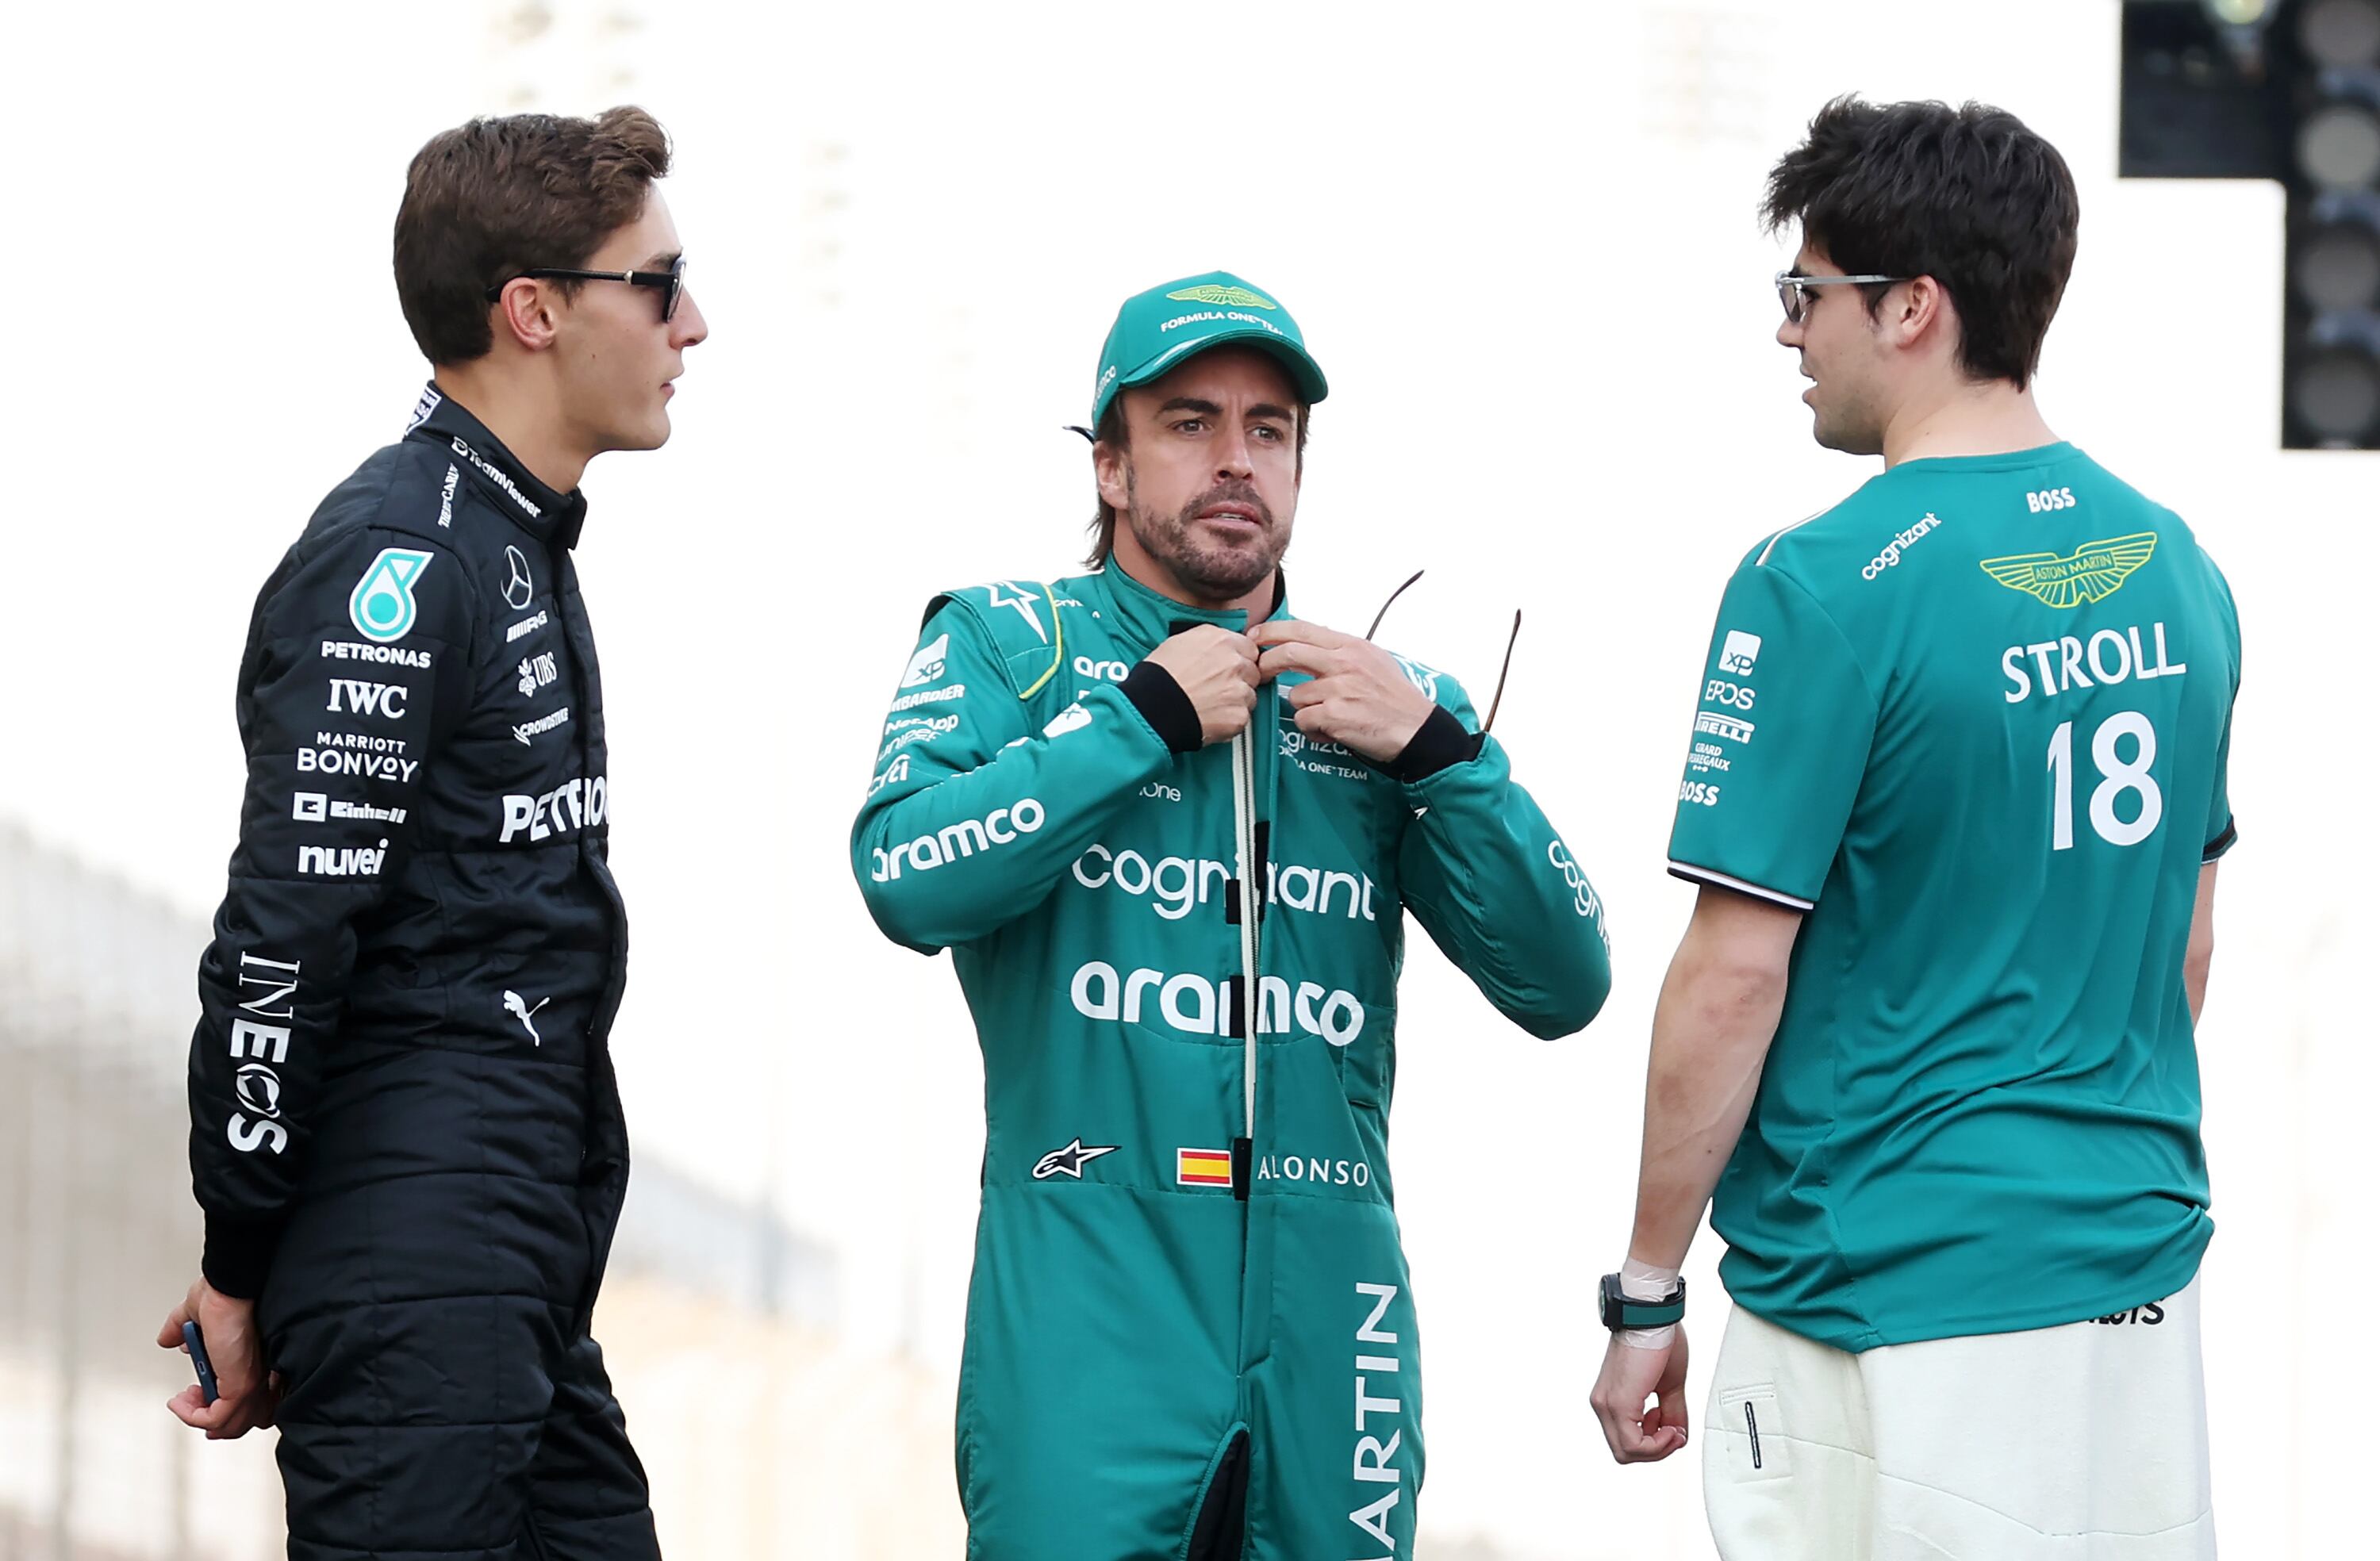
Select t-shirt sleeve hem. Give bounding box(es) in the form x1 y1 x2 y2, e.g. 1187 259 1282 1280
1666 859 1816 911
2202 819 2238 863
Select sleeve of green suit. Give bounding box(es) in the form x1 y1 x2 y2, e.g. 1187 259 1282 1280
1392 678 1614 1039
852 598 1188 953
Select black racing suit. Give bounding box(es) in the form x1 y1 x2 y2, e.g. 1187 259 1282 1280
186 385 657 1561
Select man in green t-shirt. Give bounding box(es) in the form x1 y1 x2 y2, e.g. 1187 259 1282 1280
1590 100 2237 1560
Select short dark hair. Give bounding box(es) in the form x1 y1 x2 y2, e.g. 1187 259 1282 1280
1763 96 2079 389
1084 396 1312 568
394 106 672 366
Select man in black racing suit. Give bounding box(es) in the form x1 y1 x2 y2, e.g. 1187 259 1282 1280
161 106 708 1561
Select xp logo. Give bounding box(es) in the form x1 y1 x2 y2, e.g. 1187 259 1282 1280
347 549 434 643
502 546 535 611
1031 1137 1119 1180
903 633 951 688
1718 631 1763 677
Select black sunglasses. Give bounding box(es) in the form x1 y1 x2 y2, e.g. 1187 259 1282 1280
485 255 688 322
1366 570 1522 734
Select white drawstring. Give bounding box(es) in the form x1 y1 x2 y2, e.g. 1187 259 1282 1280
1230 725 1261 1138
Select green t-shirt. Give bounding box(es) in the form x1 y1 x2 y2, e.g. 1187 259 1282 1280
1669 443 2240 1351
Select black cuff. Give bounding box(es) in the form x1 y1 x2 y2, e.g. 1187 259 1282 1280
1384 705 1482 784
202 1213 284 1301
1121 662 1201 755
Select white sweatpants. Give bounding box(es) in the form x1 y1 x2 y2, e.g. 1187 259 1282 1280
1702 1277 2214 1559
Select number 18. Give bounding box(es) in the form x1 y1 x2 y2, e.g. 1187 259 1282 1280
2046 710 2163 850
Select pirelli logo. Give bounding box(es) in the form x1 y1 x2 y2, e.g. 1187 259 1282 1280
1177 1148 1234 1187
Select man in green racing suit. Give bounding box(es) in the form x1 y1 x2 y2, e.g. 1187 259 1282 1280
850 271 1614 1559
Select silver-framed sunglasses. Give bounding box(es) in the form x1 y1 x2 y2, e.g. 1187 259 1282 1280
1775 270 1910 325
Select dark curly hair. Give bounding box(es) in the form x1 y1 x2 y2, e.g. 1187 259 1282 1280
1764 96 2079 389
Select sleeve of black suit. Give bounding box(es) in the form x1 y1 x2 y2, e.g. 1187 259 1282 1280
187 525 475 1298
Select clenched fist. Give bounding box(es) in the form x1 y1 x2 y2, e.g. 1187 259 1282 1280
1145 625 1261 746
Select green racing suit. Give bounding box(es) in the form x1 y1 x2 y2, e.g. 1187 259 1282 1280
850 560 1613 1559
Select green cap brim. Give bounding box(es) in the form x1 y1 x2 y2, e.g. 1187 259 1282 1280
1098 331 1329 428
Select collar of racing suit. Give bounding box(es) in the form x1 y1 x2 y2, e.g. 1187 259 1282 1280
406 381 591 550
1092 556 1290 655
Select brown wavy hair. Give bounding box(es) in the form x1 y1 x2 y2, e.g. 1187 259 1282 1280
394 106 672 366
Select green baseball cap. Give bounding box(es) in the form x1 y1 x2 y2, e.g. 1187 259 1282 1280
1090 270 1329 429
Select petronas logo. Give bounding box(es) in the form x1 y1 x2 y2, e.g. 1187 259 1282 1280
1979 532 2159 608
1166 284 1276 309
348 548 435 642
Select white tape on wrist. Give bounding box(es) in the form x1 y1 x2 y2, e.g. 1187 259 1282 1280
1616 1257 1682 1351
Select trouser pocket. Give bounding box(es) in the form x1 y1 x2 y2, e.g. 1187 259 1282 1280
1716 1384 1793 1482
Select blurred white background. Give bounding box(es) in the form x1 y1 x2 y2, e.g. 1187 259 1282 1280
1 1 2370 1555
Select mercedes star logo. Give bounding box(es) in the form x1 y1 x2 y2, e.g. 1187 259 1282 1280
503 546 535 611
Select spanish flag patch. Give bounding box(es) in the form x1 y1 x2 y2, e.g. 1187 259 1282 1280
1177 1148 1234 1187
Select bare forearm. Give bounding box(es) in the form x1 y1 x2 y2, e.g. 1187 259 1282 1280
1627 946 1787 1271
2184 861 2218 1027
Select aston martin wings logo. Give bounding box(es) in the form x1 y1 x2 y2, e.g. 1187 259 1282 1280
1031 1137 1118 1180
1165 284 1277 309
1978 532 2159 608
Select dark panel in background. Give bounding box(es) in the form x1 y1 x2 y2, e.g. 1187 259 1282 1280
2122 0 2380 447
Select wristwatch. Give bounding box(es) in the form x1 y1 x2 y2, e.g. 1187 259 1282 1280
1599 1271 1686 1332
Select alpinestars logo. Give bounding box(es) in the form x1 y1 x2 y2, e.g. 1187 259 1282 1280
902 633 951 688
1031 1138 1119 1179
985 581 1048 642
